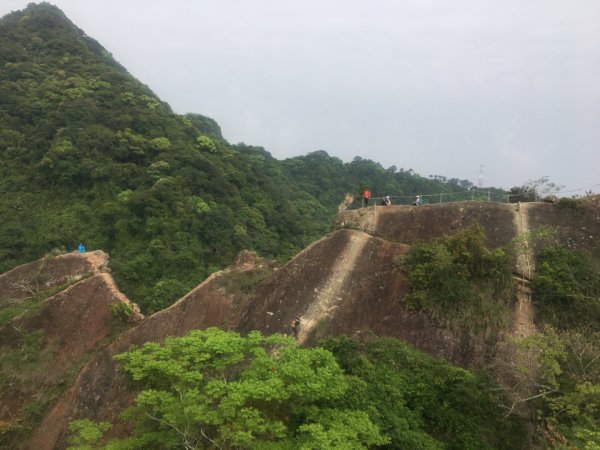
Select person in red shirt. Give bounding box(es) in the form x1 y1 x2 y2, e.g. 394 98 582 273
362 189 371 207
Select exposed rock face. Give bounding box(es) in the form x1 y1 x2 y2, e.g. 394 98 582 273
335 200 600 264
0 251 141 448
23 250 276 449
334 199 600 352
2 199 599 449
0 250 109 305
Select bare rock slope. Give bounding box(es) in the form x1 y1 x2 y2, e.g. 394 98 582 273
2 198 599 449
0 251 141 447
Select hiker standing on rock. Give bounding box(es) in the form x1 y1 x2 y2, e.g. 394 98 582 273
291 317 301 339
362 189 371 207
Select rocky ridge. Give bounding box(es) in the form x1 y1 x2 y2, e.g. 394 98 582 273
1 199 599 448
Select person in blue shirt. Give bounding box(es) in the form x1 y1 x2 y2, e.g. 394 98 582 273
77 243 85 253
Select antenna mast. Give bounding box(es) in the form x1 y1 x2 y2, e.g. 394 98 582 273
477 164 484 188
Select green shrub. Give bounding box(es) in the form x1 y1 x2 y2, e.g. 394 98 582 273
67 419 112 450
533 246 600 330
321 336 526 450
109 301 134 323
402 224 513 332
146 278 190 313
555 197 585 209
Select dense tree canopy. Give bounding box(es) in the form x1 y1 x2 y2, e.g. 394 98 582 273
68 330 528 450
68 329 388 449
0 3 506 313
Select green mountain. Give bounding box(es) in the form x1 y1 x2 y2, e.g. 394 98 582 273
0 3 505 312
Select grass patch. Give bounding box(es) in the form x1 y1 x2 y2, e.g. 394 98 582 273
1 299 40 328
5 330 45 372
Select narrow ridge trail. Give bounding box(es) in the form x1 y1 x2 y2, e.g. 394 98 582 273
297 231 369 343
512 203 536 338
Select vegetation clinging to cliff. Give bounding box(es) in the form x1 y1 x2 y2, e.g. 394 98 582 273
322 336 526 450
401 224 513 332
533 246 600 331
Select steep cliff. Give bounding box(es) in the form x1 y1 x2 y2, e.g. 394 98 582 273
2 198 600 448
0 251 141 447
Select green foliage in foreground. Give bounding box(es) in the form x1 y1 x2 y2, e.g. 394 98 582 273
500 327 600 449
67 420 112 450
68 328 388 449
533 245 600 331
322 337 526 450
68 330 530 449
402 224 513 332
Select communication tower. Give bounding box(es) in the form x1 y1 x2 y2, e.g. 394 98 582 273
477 164 484 188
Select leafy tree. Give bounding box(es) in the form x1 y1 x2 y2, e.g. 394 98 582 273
70 329 387 449
196 135 217 154
494 328 600 449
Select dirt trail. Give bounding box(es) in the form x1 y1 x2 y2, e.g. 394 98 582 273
512 203 533 279
511 203 536 338
513 279 535 338
297 231 369 343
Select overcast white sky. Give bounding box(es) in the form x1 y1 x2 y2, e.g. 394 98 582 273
2 1 600 192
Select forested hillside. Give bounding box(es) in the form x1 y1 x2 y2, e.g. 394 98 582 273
0 3 503 312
